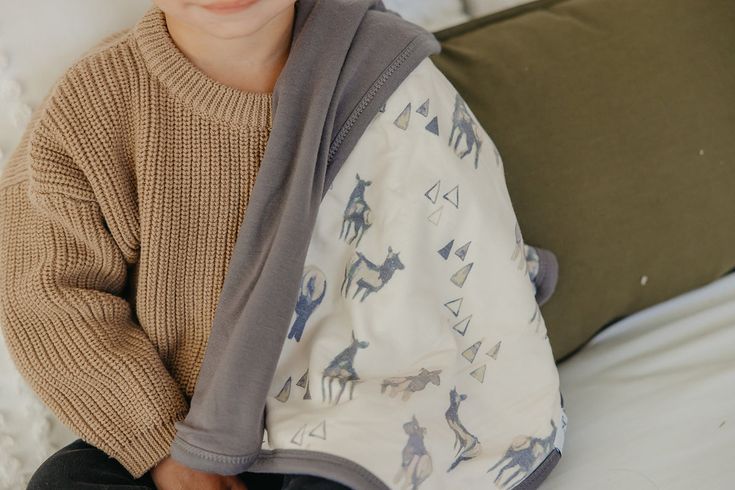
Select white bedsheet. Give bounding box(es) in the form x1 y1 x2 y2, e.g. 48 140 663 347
543 272 735 489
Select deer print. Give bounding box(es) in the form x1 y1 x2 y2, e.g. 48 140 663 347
510 221 528 273
529 303 543 333
381 368 442 401
524 244 541 287
487 418 558 489
288 266 326 342
444 387 482 472
341 246 405 302
321 330 369 404
448 93 483 169
340 173 373 247
393 415 433 490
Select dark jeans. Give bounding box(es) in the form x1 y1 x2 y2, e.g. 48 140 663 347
27 438 351 490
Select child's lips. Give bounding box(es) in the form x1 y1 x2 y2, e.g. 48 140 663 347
202 0 258 14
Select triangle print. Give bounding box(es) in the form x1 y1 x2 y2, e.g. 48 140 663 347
425 116 439 135
443 297 463 317
416 98 430 116
309 420 327 440
275 376 291 403
296 369 309 388
462 340 482 363
451 262 474 287
454 241 471 261
442 185 459 209
438 240 454 260
394 103 411 130
469 364 486 383
427 206 443 226
452 315 472 336
290 424 307 446
424 180 441 204
486 341 501 360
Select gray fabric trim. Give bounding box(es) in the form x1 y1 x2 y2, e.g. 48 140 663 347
513 448 562 490
170 436 391 489
533 246 559 307
243 449 390 490
325 34 428 192
172 445 561 490
246 451 388 490
168 0 442 476
253 447 558 490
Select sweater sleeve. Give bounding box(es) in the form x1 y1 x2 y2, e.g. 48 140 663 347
0 112 190 479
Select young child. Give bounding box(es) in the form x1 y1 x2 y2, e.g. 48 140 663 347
0 1 563 489
0 1 342 489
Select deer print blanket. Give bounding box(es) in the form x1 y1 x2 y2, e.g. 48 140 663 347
255 58 567 490
168 1 565 489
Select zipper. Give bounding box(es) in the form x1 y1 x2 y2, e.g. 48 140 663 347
327 36 422 165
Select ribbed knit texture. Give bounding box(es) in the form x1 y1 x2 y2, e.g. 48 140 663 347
0 5 272 479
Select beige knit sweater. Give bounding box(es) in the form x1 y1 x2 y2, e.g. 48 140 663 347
0 6 272 479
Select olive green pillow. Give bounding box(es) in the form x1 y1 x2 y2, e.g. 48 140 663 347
429 0 735 363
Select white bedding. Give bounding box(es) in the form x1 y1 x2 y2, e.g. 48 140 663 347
544 272 735 489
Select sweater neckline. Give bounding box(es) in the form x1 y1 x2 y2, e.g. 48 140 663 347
132 5 273 128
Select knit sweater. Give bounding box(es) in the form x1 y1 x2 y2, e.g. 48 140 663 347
0 6 272 479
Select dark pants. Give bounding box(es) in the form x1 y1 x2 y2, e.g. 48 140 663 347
27 439 351 490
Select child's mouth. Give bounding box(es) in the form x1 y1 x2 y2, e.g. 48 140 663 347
202 0 258 15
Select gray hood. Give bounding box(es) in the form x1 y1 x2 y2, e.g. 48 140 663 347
169 0 442 475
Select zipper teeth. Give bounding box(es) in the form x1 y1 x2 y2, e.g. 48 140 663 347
327 37 421 164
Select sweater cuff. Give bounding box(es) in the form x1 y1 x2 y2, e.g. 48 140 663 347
108 410 189 480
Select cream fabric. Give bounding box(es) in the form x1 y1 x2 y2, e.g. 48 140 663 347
261 56 565 489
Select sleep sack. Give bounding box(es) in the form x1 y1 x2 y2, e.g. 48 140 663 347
252 56 567 490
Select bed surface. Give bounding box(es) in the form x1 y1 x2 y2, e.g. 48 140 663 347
544 271 735 489
1 2 731 489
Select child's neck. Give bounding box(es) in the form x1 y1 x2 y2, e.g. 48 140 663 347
164 6 294 94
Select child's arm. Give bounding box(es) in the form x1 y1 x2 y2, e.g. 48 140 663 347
0 98 189 479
